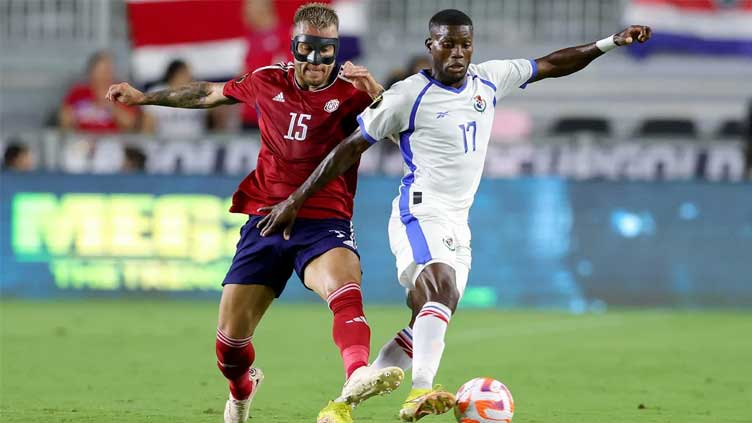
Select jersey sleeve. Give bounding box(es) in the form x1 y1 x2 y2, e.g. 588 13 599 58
356 82 412 144
342 90 375 135
222 72 256 104
475 59 537 100
352 90 374 116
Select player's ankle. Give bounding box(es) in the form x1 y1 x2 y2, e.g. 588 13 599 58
346 361 368 378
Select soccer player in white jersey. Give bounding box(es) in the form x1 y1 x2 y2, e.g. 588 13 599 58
257 9 652 421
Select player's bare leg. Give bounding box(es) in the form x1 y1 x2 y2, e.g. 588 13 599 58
305 248 403 422
399 263 459 421
217 284 275 423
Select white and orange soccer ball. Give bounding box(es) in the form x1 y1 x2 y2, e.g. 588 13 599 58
454 377 515 423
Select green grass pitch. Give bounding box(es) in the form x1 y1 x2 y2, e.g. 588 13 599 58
1 301 750 422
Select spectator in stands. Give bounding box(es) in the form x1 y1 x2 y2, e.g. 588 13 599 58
59 51 137 133
2 142 33 172
240 0 297 129
141 59 222 138
122 146 147 173
385 54 432 88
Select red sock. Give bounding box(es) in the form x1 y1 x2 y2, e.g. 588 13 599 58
216 329 255 400
328 283 371 379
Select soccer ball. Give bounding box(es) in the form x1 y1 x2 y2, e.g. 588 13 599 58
454 377 515 423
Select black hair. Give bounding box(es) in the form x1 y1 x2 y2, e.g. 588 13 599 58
163 59 189 84
123 146 147 172
429 9 473 31
3 142 28 168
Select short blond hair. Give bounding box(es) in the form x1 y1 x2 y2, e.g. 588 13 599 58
294 2 339 30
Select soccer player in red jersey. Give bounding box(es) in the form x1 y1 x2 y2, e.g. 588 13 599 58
106 4 403 423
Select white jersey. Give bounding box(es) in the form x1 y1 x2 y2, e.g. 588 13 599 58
357 59 535 220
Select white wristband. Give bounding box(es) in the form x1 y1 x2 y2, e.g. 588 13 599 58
596 35 618 53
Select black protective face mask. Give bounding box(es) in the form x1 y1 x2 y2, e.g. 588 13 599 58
291 34 339 65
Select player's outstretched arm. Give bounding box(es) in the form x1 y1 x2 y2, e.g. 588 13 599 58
105 81 237 109
256 130 373 239
528 25 651 84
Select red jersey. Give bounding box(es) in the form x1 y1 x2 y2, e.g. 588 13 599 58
223 63 373 220
63 84 135 133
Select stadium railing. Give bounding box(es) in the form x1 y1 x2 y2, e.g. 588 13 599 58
1 0 623 46
0 0 124 46
1 130 747 181
369 0 624 45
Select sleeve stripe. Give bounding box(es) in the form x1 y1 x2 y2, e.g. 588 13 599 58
476 76 497 92
357 115 380 145
520 58 538 89
251 62 291 74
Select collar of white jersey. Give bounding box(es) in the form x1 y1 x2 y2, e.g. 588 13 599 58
291 64 342 93
419 69 468 94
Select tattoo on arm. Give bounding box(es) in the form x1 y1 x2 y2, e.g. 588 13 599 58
142 82 233 108
290 131 373 205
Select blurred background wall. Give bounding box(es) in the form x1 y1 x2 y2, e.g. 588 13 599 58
1 0 751 308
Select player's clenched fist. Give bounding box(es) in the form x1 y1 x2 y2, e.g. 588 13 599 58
105 82 146 106
614 25 652 46
341 61 384 99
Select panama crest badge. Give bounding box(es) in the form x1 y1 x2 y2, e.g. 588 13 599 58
443 236 456 252
473 95 487 113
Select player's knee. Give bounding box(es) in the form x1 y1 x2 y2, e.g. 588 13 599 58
432 278 460 312
217 314 253 340
326 279 362 297
216 329 255 379
305 271 362 301
415 266 460 312
304 247 362 299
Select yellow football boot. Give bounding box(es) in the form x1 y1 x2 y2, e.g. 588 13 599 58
399 386 456 421
316 401 353 423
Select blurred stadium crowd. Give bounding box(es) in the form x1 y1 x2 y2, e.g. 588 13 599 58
1 0 751 179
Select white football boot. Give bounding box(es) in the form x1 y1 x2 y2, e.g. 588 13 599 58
224 367 264 423
337 365 404 407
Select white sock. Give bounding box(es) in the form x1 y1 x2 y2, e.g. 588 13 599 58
371 327 413 371
411 302 452 389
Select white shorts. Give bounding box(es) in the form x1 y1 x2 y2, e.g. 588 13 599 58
388 198 472 297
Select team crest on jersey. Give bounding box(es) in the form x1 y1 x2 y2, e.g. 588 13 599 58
324 99 340 113
473 95 487 113
443 236 456 251
234 73 249 84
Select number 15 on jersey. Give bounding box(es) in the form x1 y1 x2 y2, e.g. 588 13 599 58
284 112 311 141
